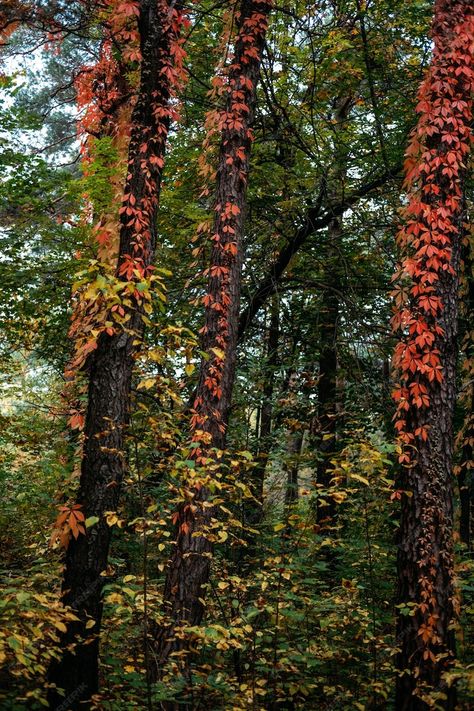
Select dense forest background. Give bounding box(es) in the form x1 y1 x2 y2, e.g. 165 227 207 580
0 0 473 709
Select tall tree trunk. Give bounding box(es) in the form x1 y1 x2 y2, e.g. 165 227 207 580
248 296 279 524
315 229 341 526
48 2 185 706
392 2 473 707
315 94 351 526
151 0 272 680
279 364 304 512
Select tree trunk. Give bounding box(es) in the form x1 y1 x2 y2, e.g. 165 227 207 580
392 2 473 707
48 2 185 706
315 228 341 526
315 94 351 527
151 0 272 680
248 296 279 524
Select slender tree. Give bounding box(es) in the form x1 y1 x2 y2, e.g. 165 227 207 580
48 1 187 705
252 297 279 519
391 1 473 707
152 0 272 676
315 94 352 526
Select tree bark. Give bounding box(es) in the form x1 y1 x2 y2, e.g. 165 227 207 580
151 0 272 681
393 1 473 707
48 2 184 706
395 261 460 709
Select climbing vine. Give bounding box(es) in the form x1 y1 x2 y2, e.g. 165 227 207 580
392 3 474 455
191 0 273 454
391 0 474 701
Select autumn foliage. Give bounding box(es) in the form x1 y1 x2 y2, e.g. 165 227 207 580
1 1 474 710
391 0 474 703
392 0 474 453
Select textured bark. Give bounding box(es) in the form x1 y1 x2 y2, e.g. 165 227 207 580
395 250 459 709
48 2 182 706
394 1 473 707
152 0 272 681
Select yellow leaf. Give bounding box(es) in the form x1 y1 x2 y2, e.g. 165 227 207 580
349 473 370 486
106 512 119 526
138 378 155 390
107 593 123 604
211 347 225 360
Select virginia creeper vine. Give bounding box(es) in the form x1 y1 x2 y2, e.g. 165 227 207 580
391 0 474 706
152 0 273 680
48 1 188 706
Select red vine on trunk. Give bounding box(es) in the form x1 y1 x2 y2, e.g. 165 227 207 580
392 6 473 450
391 0 473 703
